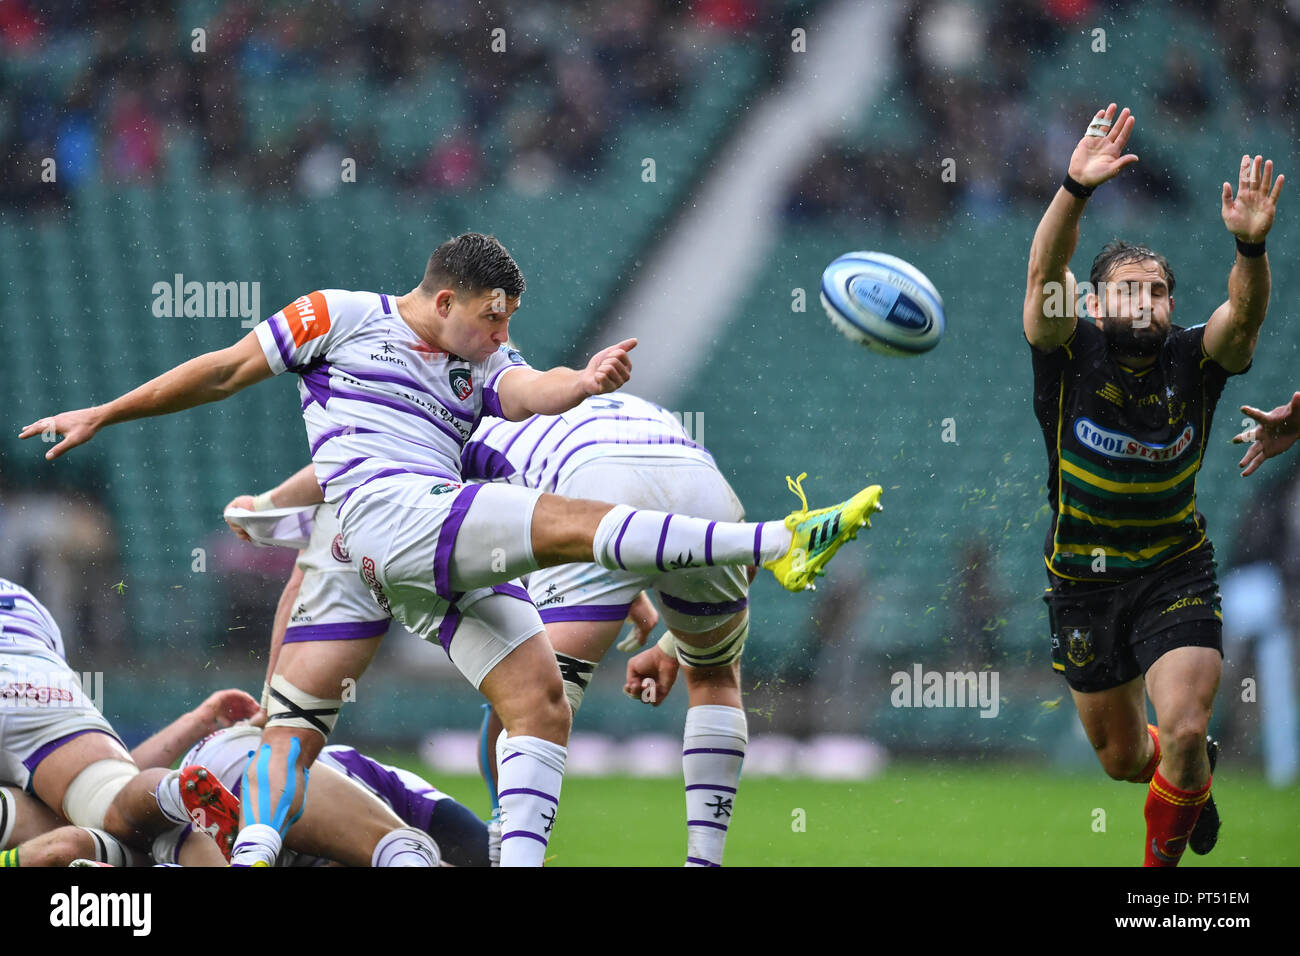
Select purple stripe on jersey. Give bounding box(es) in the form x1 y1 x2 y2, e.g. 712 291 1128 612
656 592 748 617
269 316 294 369
481 385 504 420
501 830 548 845
460 442 516 482
282 619 390 643
683 748 746 758
379 293 391 315
753 524 762 568
497 787 559 805
538 604 631 624
324 746 436 833
335 467 461 512
654 515 673 572
299 361 333 409
547 437 703 490
486 361 526 392
312 426 366 457
436 605 461 655
704 521 716 566
687 856 720 867
687 820 729 831
337 368 474 422
500 751 523 766
321 456 368 488
490 583 533 604
0 623 58 650
519 416 563 479
612 511 636 570
328 385 465 445
685 784 738 793
433 484 484 598
301 394 313 411
22 729 123 774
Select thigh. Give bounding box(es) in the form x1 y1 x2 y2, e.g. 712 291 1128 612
285 760 405 867
276 634 385 700
29 731 135 821
446 589 547 689
1069 676 1149 753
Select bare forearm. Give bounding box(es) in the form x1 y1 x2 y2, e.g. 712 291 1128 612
130 711 210 769
269 464 325 508
101 347 256 428
1028 189 1087 282
515 367 586 418
265 564 305 689
1228 252 1271 337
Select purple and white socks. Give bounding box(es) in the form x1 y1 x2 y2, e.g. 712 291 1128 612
682 705 747 867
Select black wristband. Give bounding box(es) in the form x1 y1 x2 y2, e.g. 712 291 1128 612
1062 174 1094 198
1236 237 1266 258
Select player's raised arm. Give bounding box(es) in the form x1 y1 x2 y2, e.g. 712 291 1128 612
130 688 263 769
1024 104 1138 350
1202 154 1284 374
495 337 636 420
19 330 274 461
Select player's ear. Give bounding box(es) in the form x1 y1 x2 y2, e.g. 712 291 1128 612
1085 290 1101 320
434 288 455 317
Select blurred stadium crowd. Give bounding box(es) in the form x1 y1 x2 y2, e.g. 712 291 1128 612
1 0 770 210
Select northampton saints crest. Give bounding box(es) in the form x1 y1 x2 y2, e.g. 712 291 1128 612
1066 627 1094 666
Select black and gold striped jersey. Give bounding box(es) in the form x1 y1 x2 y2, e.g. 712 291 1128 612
1031 320 1242 582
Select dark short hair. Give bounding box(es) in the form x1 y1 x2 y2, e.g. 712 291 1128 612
421 233 525 298
1089 239 1175 295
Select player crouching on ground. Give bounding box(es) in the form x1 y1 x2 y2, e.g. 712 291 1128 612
1023 103 1283 866
0 580 252 868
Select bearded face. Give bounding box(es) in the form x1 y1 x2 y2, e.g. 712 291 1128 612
1088 259 1173 359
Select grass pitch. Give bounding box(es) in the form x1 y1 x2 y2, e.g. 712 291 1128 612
383 756 1299 866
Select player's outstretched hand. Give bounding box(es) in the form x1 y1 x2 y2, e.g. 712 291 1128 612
1067 103 1138 189
581 338 636 396
18 407 102 461
624 643 679 707
195 688 262 731
223 495 256 542
616 590 660 652
1222 154 1284 243
1233 391 1300 476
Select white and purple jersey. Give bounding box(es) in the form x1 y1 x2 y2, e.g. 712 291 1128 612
461 393 714 492
0 578 65 661
253 290 529 514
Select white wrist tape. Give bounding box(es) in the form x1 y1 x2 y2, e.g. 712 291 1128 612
252 491 276 511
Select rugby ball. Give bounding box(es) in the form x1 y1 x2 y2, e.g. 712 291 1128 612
820 251 945 356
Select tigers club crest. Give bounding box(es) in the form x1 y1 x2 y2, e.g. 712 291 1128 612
449 368 473 401
1066 627 1094 666
331 533 350 563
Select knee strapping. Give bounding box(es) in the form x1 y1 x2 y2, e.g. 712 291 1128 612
555 652 598 713
266 673 342 740
241 738 310 836
62 759 137 829
662 617 749 668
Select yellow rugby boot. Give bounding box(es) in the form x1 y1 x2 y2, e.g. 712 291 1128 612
764 472 882 592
